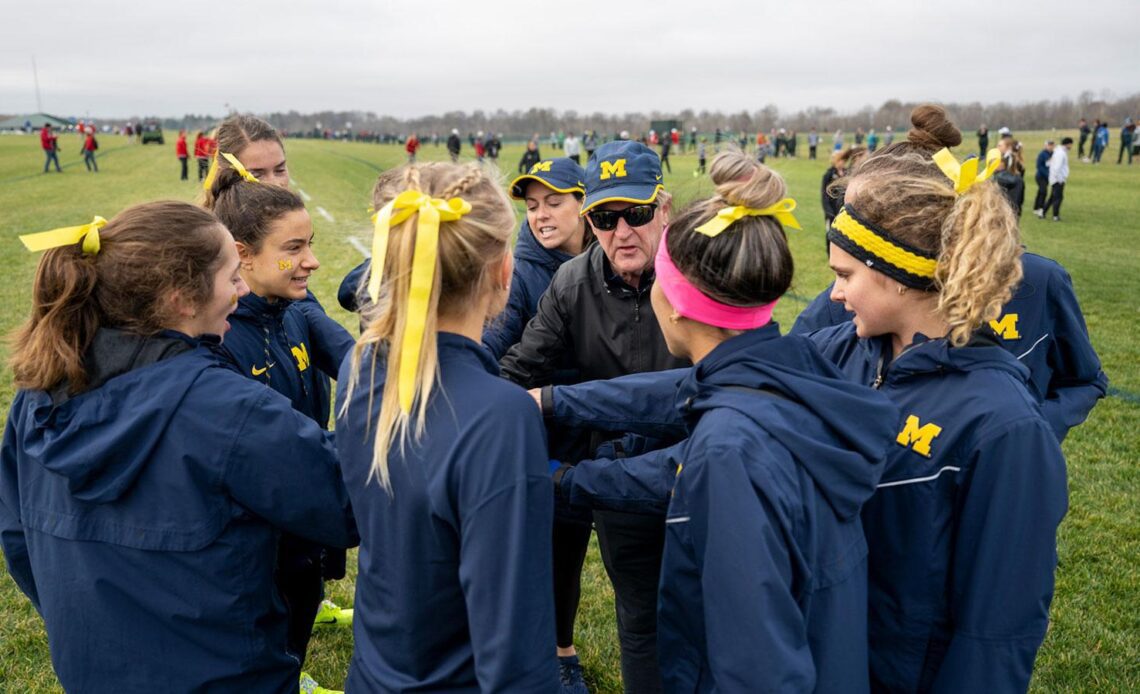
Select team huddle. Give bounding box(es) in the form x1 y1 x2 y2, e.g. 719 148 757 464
0 104 1106 694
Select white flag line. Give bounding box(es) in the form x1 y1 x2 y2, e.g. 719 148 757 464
347 235 371 258
297 188 312 202
316 206 335 223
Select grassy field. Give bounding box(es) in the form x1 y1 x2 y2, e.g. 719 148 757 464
0 131 1136 692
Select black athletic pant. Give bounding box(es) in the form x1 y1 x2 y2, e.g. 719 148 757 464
276 535 325 663
1119 141 1133 164
809 145 817 159
179 156 188 180
1034 174 1050 211
552 517 593 648
660 152 671 174
568 154 581 165
594 510 666 694
1078 134 1088 158
1044 182 1064 218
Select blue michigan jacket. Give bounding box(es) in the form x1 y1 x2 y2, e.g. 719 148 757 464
335 333 558 693
657 326 898 693
216 291 353 428
0 329 357 694
790 252 1108 441
482 219 577 360
808 323 1068 693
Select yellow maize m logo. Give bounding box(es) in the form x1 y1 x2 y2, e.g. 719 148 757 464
599 159 628 180
896 415 943 458
530 161 553 173
291 343 310 372
989 313 1020 340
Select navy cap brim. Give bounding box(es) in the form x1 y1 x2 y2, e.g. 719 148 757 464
509 174 585 200
580 183 663 214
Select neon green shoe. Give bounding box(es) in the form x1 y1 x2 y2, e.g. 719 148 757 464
299 671 342 694
312 599 353 630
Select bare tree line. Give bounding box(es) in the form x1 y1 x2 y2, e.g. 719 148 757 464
145 91 1139 138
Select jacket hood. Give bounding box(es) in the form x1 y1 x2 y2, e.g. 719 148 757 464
27 329 213 504
678 325 898 520
515 219 575 273
869 330 1032 385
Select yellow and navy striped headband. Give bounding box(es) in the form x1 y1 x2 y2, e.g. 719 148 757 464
827 205 937 290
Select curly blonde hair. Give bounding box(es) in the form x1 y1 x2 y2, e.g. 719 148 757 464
848 104 1022 346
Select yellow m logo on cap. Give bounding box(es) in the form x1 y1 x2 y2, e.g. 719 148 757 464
989 313 1020 340
291 343 310 372
530 161 553 174
599 159 628 180
896 415 943 458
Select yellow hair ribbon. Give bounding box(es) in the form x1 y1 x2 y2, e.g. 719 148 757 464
368 191 472 413
933 148 1001 194
694 198 802 237
20 216 107 256
202 152 220 191
220 152 260 183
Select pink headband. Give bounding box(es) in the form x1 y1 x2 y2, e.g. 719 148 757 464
654 228 777 330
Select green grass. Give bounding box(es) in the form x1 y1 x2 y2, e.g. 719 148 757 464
0 132 1137 692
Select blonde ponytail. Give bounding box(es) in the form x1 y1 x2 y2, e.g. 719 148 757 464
341 163 514 492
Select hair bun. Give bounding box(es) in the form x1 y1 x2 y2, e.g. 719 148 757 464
707 149 786 210
908 104 962 150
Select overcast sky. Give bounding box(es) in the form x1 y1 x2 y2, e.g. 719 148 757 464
1 0 1134 120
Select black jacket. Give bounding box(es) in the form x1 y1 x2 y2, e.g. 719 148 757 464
518 148 542 173
446 133 461 154
501 242 689 388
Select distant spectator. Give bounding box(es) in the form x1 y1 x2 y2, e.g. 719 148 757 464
82 128 99 173
787 129 797 157
1039 137 1072 221
176 130 189 180
696 137 707 174
1077 118 1091 159
487 133 502 163
518 140 541 173
883 124 894 146
659 135 672 174
1033 141 1055 216
977 124 989 157
446 129 461 162
854 127 865 145
193 132 211 181
405 132 420 163
833 129 844 151
563 132 581 164
1117 119 1134 165
474 131 486 164
866 128 879 152
808 129 820 159
995 135 1025 216
1091 122 1109 163
41 124 61 173
584 130 598 160
688 126 697 152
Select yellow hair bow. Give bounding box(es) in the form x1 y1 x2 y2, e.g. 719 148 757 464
20 216 107 256
694 198 802 237
220 152 260 183
369 191 472 413
202 152 220 191
933 148 1001 194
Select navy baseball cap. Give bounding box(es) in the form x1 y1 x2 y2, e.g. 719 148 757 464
509 158 586 200
581 141 664 214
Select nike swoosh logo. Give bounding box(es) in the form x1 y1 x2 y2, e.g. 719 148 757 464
251 362 275 376
655 175 662 180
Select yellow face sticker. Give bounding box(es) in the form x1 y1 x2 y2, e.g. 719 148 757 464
277 259 293 271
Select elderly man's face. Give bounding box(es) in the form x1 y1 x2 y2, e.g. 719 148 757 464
593 200 668 284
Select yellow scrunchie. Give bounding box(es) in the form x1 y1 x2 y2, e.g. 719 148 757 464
369 191 472 412
20 216 107 256
694 198 802 237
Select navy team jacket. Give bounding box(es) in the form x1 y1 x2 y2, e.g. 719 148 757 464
808 322 1067 693
335 333 558 693
0 329 356 694
547 322 1068 692
482 219 577 360
790 252 1108 441
216 291 353 428
657 326 897 692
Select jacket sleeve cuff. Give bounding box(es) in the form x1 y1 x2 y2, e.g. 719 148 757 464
540 385 555 419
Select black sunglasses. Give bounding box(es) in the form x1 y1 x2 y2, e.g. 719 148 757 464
586 204 658 232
